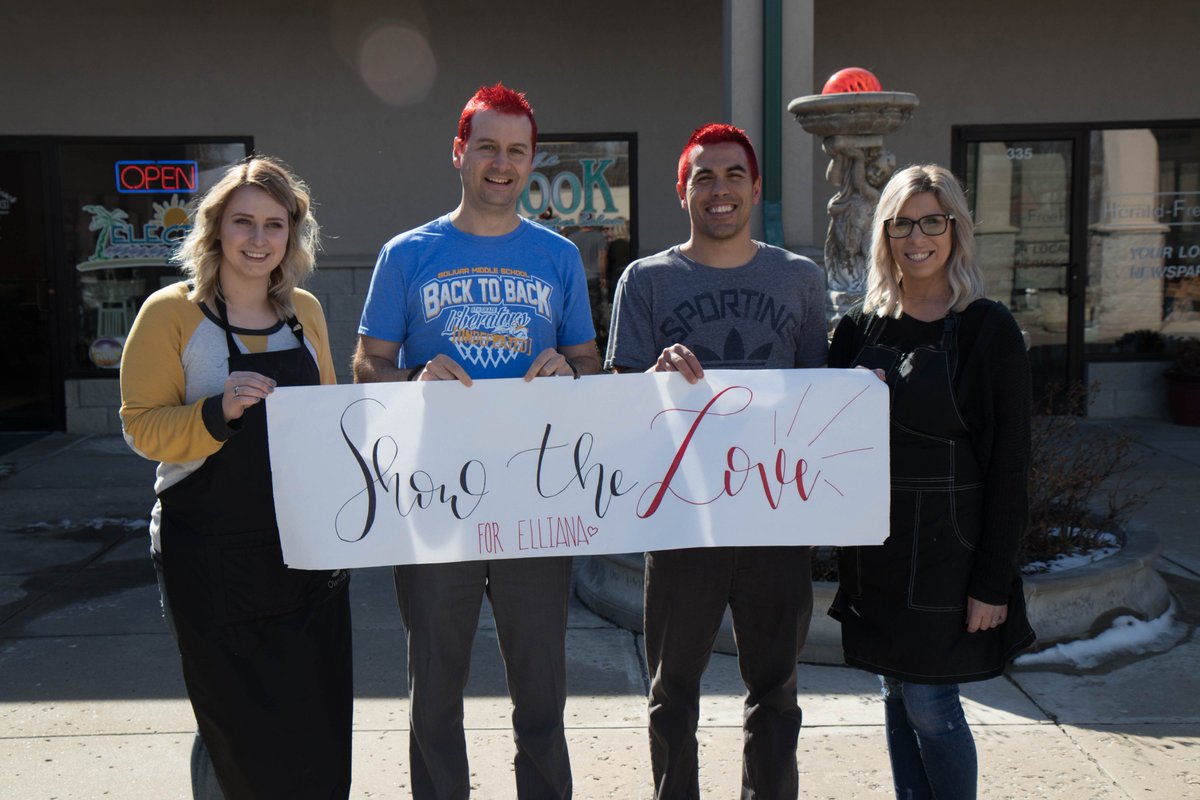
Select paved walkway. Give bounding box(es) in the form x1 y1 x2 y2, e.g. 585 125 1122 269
1 422 1198 798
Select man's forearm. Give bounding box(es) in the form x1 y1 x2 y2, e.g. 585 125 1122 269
567 351 602 376
352 352 411 383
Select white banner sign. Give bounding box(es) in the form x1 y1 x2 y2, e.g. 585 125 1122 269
266 369 889 569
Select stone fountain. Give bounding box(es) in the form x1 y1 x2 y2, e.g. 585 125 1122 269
787 88 919 320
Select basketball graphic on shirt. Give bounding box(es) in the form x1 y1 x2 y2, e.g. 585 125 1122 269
420 266 554 369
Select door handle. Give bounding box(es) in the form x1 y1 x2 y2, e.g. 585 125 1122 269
1048 265 1081 297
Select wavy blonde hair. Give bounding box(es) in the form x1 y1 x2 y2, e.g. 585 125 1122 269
177 155 320 319
863 164 985 319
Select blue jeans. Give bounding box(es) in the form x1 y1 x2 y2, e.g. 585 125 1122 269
880 677 976 800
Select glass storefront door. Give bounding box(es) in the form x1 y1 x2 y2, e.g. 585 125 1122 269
956 121 1200 413
0 143 58 430
957 131 1087 405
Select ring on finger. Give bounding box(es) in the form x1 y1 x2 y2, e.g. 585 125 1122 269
233 385 241 397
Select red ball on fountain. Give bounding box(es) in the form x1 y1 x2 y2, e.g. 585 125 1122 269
821 67 882 94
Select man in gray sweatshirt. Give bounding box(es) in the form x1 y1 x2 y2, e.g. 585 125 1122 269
605 123 828 800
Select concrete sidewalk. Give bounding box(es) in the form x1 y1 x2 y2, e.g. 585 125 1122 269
1 423 1198 799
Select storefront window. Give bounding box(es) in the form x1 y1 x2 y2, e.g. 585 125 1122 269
58 141 249 372
1087 127 1200 348
517 134 637 351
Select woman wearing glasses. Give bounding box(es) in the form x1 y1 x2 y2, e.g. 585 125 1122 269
828 164 1035 800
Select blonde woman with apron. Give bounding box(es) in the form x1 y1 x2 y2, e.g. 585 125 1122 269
120 156 352 799
829 165 1035 800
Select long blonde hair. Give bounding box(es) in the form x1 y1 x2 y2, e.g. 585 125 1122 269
863 164 985 318
176 155 320 319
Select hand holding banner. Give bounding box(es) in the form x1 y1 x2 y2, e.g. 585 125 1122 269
266 369 889 568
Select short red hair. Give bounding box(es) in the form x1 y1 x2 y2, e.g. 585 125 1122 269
457 82 537 150
676 123 759 191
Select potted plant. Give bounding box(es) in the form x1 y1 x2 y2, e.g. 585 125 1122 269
1166 337 1200 426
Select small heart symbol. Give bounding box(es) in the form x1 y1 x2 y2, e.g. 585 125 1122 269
587 526 599 536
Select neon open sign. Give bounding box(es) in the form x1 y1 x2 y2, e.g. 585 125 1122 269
115 160 198 194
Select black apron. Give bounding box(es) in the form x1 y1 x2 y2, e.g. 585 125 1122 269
832 309 1033 683
158 300 353 799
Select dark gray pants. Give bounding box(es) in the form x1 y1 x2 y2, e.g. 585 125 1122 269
394 557 573 800
644 546 813 800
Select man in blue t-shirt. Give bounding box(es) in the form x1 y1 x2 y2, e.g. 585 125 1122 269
354 83 598 800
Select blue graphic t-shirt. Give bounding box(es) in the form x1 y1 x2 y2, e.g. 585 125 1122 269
359 215 596 379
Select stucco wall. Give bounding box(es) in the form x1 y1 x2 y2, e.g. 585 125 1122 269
810 0 1200 244
2 0 724 262
3 0 728 402
10 2 1198 269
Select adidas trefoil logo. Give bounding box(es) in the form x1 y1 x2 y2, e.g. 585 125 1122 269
691 329 774 368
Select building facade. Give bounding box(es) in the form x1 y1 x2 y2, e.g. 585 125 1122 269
1 0 1196 431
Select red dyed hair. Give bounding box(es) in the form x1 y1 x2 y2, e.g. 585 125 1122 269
676 123 759 190
457 82 537 150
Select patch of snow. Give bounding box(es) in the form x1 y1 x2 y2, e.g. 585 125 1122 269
1022 546 1120 575
81 517 148 530
1014 600 1186 670
23 518 148 532
25 519 73 530
1021 530 1121 575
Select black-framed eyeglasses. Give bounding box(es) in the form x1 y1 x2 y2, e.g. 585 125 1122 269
884 214 955 238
